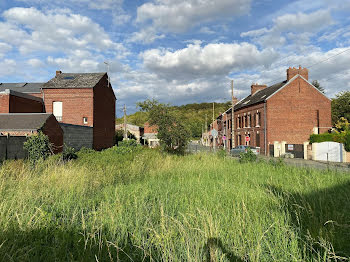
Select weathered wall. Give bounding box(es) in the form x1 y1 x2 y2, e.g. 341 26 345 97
93 75 116 150
0 95 9 113
42 115 63 153
59 123 93 150
0 136 27 160
9 94 43 113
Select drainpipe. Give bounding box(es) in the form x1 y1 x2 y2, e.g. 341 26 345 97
41 87 45 112
264 101 267 156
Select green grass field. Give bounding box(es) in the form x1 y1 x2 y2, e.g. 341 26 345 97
0 147 349 261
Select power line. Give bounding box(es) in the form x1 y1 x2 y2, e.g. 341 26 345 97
306 47 350 69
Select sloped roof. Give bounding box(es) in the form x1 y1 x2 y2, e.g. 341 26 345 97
0 113 52 131
43 73 106 89
0 83 44 93
233 80 287 111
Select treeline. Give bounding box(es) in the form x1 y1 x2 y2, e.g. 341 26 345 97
116 101 232 138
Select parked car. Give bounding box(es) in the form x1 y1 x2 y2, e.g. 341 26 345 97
230 145 260 156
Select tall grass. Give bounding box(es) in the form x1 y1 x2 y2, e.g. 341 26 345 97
0 147 349 261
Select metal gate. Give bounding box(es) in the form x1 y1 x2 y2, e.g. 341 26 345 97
0 136 27 160
285 144 304 158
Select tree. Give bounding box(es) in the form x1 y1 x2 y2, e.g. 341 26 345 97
331 91 350 125
312 80 325 94
137 99 190 154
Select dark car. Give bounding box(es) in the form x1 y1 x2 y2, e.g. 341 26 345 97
230 145 260 156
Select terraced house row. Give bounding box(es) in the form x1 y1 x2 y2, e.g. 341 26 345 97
206 67 332 158
0 71 116 159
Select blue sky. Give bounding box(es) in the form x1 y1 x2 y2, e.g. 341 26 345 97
0 0 349 115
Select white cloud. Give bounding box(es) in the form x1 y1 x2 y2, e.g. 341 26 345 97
1 7 123 54
142 42 278 80
241 10 333 47
128 28 165 44
0 42 12 58
15 0 124 10
27 58 44 68
136 0 252 33
0 59 16 77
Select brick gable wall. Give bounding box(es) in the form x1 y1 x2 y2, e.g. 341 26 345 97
266 76 331 145
93 76 116 150
42 88 94 126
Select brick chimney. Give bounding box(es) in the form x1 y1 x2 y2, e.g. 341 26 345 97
287 66 308 81
251 83 267 95
56 70 62 77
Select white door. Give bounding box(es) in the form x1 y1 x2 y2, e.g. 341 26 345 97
53 101 62 121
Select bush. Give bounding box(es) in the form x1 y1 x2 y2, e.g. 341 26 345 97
23 132 52 165
118 139 138 147
344 132 350 152
62 145 78 161
239 148 257 163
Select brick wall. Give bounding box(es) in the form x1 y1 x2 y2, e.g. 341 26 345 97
42 88 94 126
42 115 63 153
144 122 158 134
60 123 93 150
93 75 116 150
267 76 331 146
0 94 9 113
9 95 43 113
234 103 266 153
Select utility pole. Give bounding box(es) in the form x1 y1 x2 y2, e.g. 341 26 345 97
205 114 207 132
123 104 127 140
231 80 235 149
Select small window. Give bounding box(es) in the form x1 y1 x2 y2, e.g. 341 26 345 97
83 117 88 124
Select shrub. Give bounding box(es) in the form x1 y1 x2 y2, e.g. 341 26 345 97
239 148 257 163
118 139 138 147
23 132 52 165
62 145 78 161
344 132 350 152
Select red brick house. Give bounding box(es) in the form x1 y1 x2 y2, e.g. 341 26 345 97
0 89 43 113
142 122 159 147
0 113 63 158
0 71 116 150
210 67 332 157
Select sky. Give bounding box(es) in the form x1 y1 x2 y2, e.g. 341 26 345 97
0 0 349 115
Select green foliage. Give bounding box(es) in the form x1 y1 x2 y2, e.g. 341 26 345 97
331 91 350 124
118 139 138 147
117 101 231 139
309 132 345 144
312 80 325 94
62 145 78 161
268 157 285 167
216 149 227 159
23 131 52 165
1 150 350 261
239 148 257 163
344 132 350 152
138 99 191 155
115 130 136 144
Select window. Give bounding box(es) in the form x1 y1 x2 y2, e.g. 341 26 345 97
256 132 260 147
83 117 88 124
53 101 62 121
256 112 261 127
248 114 251 127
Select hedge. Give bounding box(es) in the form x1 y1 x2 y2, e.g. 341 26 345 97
309 132 350 152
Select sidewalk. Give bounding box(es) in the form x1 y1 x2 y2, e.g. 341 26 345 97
259 155 350 172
